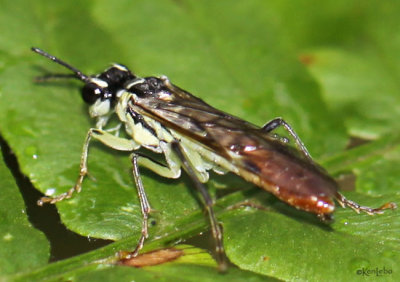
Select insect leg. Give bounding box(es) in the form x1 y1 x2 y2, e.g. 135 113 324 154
335 192 397 215
123 145 182 257
171 141 227 272
38 129 139 205
262 117 312 159
135 142 181 179
127 153 152 257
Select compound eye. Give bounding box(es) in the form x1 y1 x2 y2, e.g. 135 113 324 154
81 82 103 104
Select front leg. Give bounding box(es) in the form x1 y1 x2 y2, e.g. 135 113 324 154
38 128 139 205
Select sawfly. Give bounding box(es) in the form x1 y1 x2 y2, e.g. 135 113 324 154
31 47 396 271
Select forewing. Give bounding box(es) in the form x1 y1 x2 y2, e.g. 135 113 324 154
130 80 338 215
131 81 262 156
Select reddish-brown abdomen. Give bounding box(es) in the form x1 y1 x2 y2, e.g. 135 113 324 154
236 142 337 216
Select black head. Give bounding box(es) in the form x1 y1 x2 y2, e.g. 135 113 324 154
31 47 136 106
81 64 135 105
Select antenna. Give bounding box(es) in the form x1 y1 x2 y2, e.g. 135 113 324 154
31 47 89 81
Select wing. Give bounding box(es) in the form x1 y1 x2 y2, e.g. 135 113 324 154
128 77 339 216
128 77 267 153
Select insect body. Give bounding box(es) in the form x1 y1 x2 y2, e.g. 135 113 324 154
31 47 396 271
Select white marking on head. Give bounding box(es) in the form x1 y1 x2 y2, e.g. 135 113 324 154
89 77 108 88
112 63 129 71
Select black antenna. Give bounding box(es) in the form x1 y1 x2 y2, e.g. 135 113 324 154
31 47 89 82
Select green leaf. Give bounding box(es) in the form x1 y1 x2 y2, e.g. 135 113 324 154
323 132 400 195
73 264 274 282
0 0 399 281
0 147 49 277
223 199 399 281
